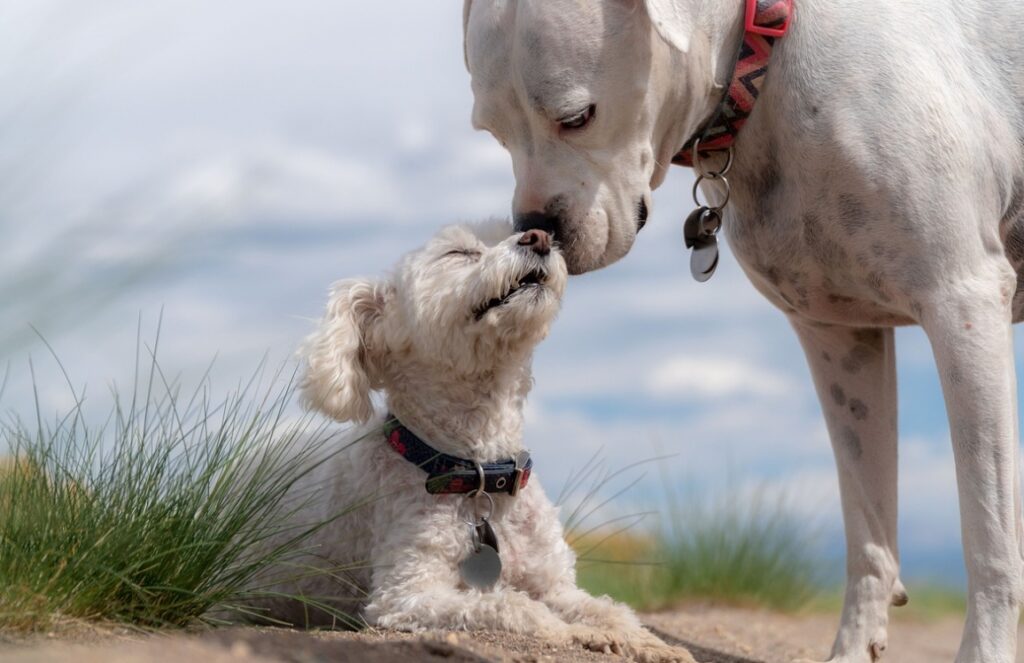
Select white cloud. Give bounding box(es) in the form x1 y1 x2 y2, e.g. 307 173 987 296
647 355 795 400
169 141 405 222
899 435 961 548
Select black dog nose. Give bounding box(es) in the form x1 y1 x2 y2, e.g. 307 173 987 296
514 211 561 239
517 229 551 255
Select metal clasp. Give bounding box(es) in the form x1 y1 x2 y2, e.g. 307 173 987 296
691 139 733 216
463 465 495 526
509 450 529 497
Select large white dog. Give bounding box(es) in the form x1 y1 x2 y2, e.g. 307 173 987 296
463 1 1024 662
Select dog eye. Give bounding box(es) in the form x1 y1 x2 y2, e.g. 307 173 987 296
559 104 595 131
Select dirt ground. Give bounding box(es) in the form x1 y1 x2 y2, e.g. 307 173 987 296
3 606 1022 663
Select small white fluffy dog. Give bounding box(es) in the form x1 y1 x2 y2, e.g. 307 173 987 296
255 220 692 663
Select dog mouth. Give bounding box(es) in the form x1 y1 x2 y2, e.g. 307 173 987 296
473 269 548 321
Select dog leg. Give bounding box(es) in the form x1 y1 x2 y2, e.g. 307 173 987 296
365 547 692 660
502 487 695 662
791 322 902 663
367 580 686 659
919 271 1023 663
365 581 577 641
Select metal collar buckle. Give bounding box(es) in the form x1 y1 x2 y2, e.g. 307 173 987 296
509 450 529 497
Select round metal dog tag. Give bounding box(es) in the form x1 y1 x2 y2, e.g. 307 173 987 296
690 238 720 282
459 544 501 590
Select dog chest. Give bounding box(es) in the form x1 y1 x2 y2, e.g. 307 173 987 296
720 172 919 328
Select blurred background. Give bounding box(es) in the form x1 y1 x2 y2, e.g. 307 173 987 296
2 0 1013 590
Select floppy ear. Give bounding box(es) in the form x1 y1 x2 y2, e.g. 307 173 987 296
462 0 474 71
644 0 692 53
301 278 388 424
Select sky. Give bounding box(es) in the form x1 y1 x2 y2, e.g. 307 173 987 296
2 0 1018 585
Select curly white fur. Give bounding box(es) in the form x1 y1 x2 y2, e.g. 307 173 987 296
249 220 693 663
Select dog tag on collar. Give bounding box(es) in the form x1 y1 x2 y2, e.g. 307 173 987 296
684 206 722 282
460 521 502 591
460 544 501 590
690 236 720 282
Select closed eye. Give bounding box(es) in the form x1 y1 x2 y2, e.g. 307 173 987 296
442 249 482 260
559 104 595 131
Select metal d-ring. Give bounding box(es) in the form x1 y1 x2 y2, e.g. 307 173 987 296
699 209 722 236
463 462 495 525
692 174 731 212
472 461 485 491
691 142 733 213
463 490 495 525
691 138 734 179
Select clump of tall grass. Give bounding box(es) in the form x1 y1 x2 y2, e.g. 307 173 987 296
566 453 822 612
651 483 822 611
0 346 368 632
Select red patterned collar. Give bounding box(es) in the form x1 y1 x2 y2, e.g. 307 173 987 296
674 0 793 167
384 416 533 496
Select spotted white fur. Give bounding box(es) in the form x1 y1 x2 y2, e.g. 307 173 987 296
464 1 1024 662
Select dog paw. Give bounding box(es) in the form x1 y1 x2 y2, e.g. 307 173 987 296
566 626 695 663
791 651 882 663
627 641 698 663
565 624 625 655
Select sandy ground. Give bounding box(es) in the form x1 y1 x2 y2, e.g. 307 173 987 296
645 606 1024 663
3 606 1023 663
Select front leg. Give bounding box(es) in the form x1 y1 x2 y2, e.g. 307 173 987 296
361 507 578 642
366 580 575 640
542 584 696 663
919 269 1023 663
791 321 905 663
365 557 683 660
360 502 645 655
507 485 695 662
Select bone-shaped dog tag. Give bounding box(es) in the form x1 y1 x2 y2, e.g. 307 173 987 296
459 520 501 590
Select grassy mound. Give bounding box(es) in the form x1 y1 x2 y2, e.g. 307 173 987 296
0 355 363 632
564 453 822 612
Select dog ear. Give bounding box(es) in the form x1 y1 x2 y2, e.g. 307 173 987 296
644 0 692 53
301 278 388 424
462 0 473 71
